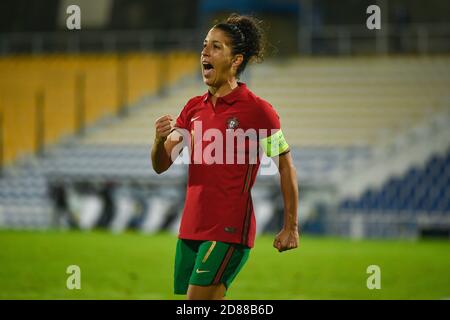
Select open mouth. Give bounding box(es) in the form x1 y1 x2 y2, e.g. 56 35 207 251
202 63 214 70
202 62 214 79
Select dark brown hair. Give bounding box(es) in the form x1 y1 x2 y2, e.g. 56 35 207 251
214 13 266 77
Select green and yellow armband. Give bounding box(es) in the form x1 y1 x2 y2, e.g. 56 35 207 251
260 129 290 157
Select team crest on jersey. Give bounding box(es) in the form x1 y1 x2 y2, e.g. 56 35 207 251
227 117 239 129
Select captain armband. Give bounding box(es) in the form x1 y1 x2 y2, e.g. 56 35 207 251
260 129 290 157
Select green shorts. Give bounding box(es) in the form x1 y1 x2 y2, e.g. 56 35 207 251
174 238 250 295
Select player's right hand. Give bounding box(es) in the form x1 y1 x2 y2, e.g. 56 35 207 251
154 115 174 142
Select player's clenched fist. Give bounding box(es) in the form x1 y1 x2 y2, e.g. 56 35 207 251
273 228 299 253
154 115 174 143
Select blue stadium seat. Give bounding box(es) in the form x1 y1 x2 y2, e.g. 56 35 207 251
339 149 450 215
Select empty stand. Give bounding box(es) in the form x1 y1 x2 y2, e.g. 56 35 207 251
339 147 450 213
250 56 450 147
0 52 198 166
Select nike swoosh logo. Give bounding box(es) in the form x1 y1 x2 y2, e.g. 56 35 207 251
196 268 210 274
191 116 201 122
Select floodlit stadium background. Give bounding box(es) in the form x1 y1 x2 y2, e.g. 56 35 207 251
0 0 449 299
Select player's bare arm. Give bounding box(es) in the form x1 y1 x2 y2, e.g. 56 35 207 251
273 151 299 253
151 115 184 174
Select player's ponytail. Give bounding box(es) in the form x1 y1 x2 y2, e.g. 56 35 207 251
214 13 266 77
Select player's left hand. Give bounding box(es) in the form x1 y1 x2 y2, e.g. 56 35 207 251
273 228 299 253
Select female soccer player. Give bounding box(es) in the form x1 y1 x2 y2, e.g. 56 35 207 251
151 13 299 300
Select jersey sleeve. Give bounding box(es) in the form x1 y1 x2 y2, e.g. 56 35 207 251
175 103 189 130
174 96 200 131
258 100 290 158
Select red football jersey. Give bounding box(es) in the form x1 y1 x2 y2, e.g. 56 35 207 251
174 82 288 248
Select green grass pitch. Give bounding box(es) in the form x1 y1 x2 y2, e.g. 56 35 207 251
0 230 449 299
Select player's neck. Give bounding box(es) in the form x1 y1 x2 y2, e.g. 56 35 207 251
209 78 238 106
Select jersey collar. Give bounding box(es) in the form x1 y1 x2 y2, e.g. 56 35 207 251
203 82 247 105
